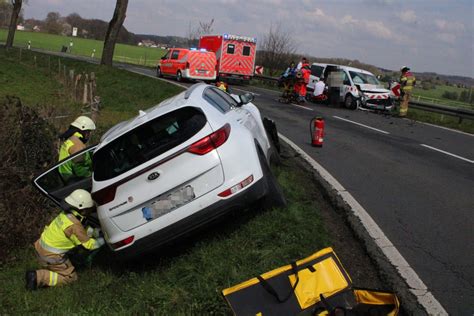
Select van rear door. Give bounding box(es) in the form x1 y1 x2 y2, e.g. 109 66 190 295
188 51 217 80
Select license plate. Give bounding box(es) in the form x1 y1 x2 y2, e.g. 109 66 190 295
197 70 207 74
142 185 195 220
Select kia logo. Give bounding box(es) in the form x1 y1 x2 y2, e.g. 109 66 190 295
147 172 160 181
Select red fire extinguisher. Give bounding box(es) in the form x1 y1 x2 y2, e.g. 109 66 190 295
310 117 325 147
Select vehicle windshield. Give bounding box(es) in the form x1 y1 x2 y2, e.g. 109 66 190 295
93 107 206 181
349 71 380 85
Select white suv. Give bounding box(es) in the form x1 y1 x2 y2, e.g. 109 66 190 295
34 83 284 258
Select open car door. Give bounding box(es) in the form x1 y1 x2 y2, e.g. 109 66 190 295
33 145 97 208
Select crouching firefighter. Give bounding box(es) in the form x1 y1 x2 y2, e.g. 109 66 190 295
58 116 96 182
25 189 105 290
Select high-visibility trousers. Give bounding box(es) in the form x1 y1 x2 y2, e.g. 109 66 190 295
399 92 411 117
34 239 78 287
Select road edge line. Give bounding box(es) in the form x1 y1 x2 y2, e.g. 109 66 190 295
278 133 447 315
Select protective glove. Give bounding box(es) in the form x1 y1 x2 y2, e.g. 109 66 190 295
95 237 105 248
86 226 102 238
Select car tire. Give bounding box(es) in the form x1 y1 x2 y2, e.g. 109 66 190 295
262 117 281 166
345 94 357 110
257 146 287 210
156 67 163 78
176 71 183 82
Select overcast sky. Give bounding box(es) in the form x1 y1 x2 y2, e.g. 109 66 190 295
25 0 473 77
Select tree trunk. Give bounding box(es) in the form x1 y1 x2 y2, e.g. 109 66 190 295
100 0 128 66
5 0 22 48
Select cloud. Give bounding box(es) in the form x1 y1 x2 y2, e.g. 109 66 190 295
435 19 465 33
436 33 456 44
397 10 417 23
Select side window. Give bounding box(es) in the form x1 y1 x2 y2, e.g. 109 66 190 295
242 46 251 56
343 72 351 85
171 50 180 60
227 44 235 54
311 65 324 77
203 88 237 113
162 51 170 59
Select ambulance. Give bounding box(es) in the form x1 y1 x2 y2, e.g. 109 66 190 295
199 34 257 83
156 48 217 82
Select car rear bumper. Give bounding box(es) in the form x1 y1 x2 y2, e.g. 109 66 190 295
115 177 266 259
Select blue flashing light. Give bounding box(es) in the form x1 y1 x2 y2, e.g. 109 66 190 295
199 48 207 52
190 47 197 50
223 34 229 39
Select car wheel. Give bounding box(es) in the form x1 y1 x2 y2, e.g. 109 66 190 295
176 71 183 82
262 117 281 166
345 94 357 110
156 67 163 78
257 146 287 210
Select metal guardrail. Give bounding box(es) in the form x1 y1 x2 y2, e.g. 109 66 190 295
252 75 474 122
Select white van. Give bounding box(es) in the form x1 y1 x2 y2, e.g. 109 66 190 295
307 63 394 111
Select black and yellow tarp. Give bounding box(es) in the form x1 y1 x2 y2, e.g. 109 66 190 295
222 247 399 316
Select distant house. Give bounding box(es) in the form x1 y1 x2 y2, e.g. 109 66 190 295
16 25 25 31
141 40 156 47
33 25 41 32
138 42 143 46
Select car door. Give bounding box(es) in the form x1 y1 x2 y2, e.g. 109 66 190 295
160 50 172 75
169 49 181 74
33 146 96 208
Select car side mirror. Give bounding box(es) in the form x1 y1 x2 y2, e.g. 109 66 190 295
238 93 254 106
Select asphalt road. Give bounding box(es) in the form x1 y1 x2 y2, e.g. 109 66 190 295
35 52 472 313
229 84 473 314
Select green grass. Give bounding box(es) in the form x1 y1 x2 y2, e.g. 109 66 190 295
412 84 473 109
0 165 330 314
0 47 182 136
0 47 332 313
406 108 474 133
0 29 166 67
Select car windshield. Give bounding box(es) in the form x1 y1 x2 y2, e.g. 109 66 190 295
93 107 206 181
349 71 380 85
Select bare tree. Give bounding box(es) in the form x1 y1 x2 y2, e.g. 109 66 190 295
101 0 128 66
5 0 22 48
186 18 214 47
258 22 297 76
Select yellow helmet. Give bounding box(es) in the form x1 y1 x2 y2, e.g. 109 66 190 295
65 189 94 210
71 116 96 131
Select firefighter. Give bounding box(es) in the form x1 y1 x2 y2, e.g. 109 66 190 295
25 189 105 290
58 116 96 182
216 81 229 92
399 66 416 117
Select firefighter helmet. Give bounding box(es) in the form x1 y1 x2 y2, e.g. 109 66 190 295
71 116 96 131
65 189 94 210
400 66 410 72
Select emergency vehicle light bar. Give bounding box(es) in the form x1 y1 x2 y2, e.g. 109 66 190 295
223 34 256 43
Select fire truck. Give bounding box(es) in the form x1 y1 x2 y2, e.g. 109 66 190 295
199 34 257 83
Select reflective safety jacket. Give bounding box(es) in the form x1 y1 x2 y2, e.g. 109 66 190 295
400 71 416 92
40 211 102 254
58 132 92 181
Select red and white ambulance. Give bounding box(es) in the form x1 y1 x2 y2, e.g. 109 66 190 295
156 48 217 82
199 34 257 83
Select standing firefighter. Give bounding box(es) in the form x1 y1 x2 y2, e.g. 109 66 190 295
58 116 96 182
25 189 105 290
399 66 416 117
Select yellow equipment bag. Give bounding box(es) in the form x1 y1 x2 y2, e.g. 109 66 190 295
222 247 399 316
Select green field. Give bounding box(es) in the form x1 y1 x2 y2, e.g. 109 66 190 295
412 84 473 109
0 29 166 67
0 48 343 313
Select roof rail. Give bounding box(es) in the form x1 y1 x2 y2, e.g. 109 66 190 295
185 82 206 99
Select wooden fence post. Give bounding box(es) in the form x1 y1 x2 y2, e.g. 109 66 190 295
83 74 89 105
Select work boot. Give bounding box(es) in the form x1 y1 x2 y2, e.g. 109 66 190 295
25 270 37 291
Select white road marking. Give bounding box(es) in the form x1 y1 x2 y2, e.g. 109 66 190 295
416 121 474 137
290 103 314 111
232 88 261 96
420 144 474 164
333 116 390 134
279 133 447 315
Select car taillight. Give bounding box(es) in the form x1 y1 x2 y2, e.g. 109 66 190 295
111 236 135 250
188 124 231 155
218 175 254 197
92 186 117 206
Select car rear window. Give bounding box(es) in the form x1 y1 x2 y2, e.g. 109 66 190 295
93 107 206 181
243 46 251 56
227 44 235 54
